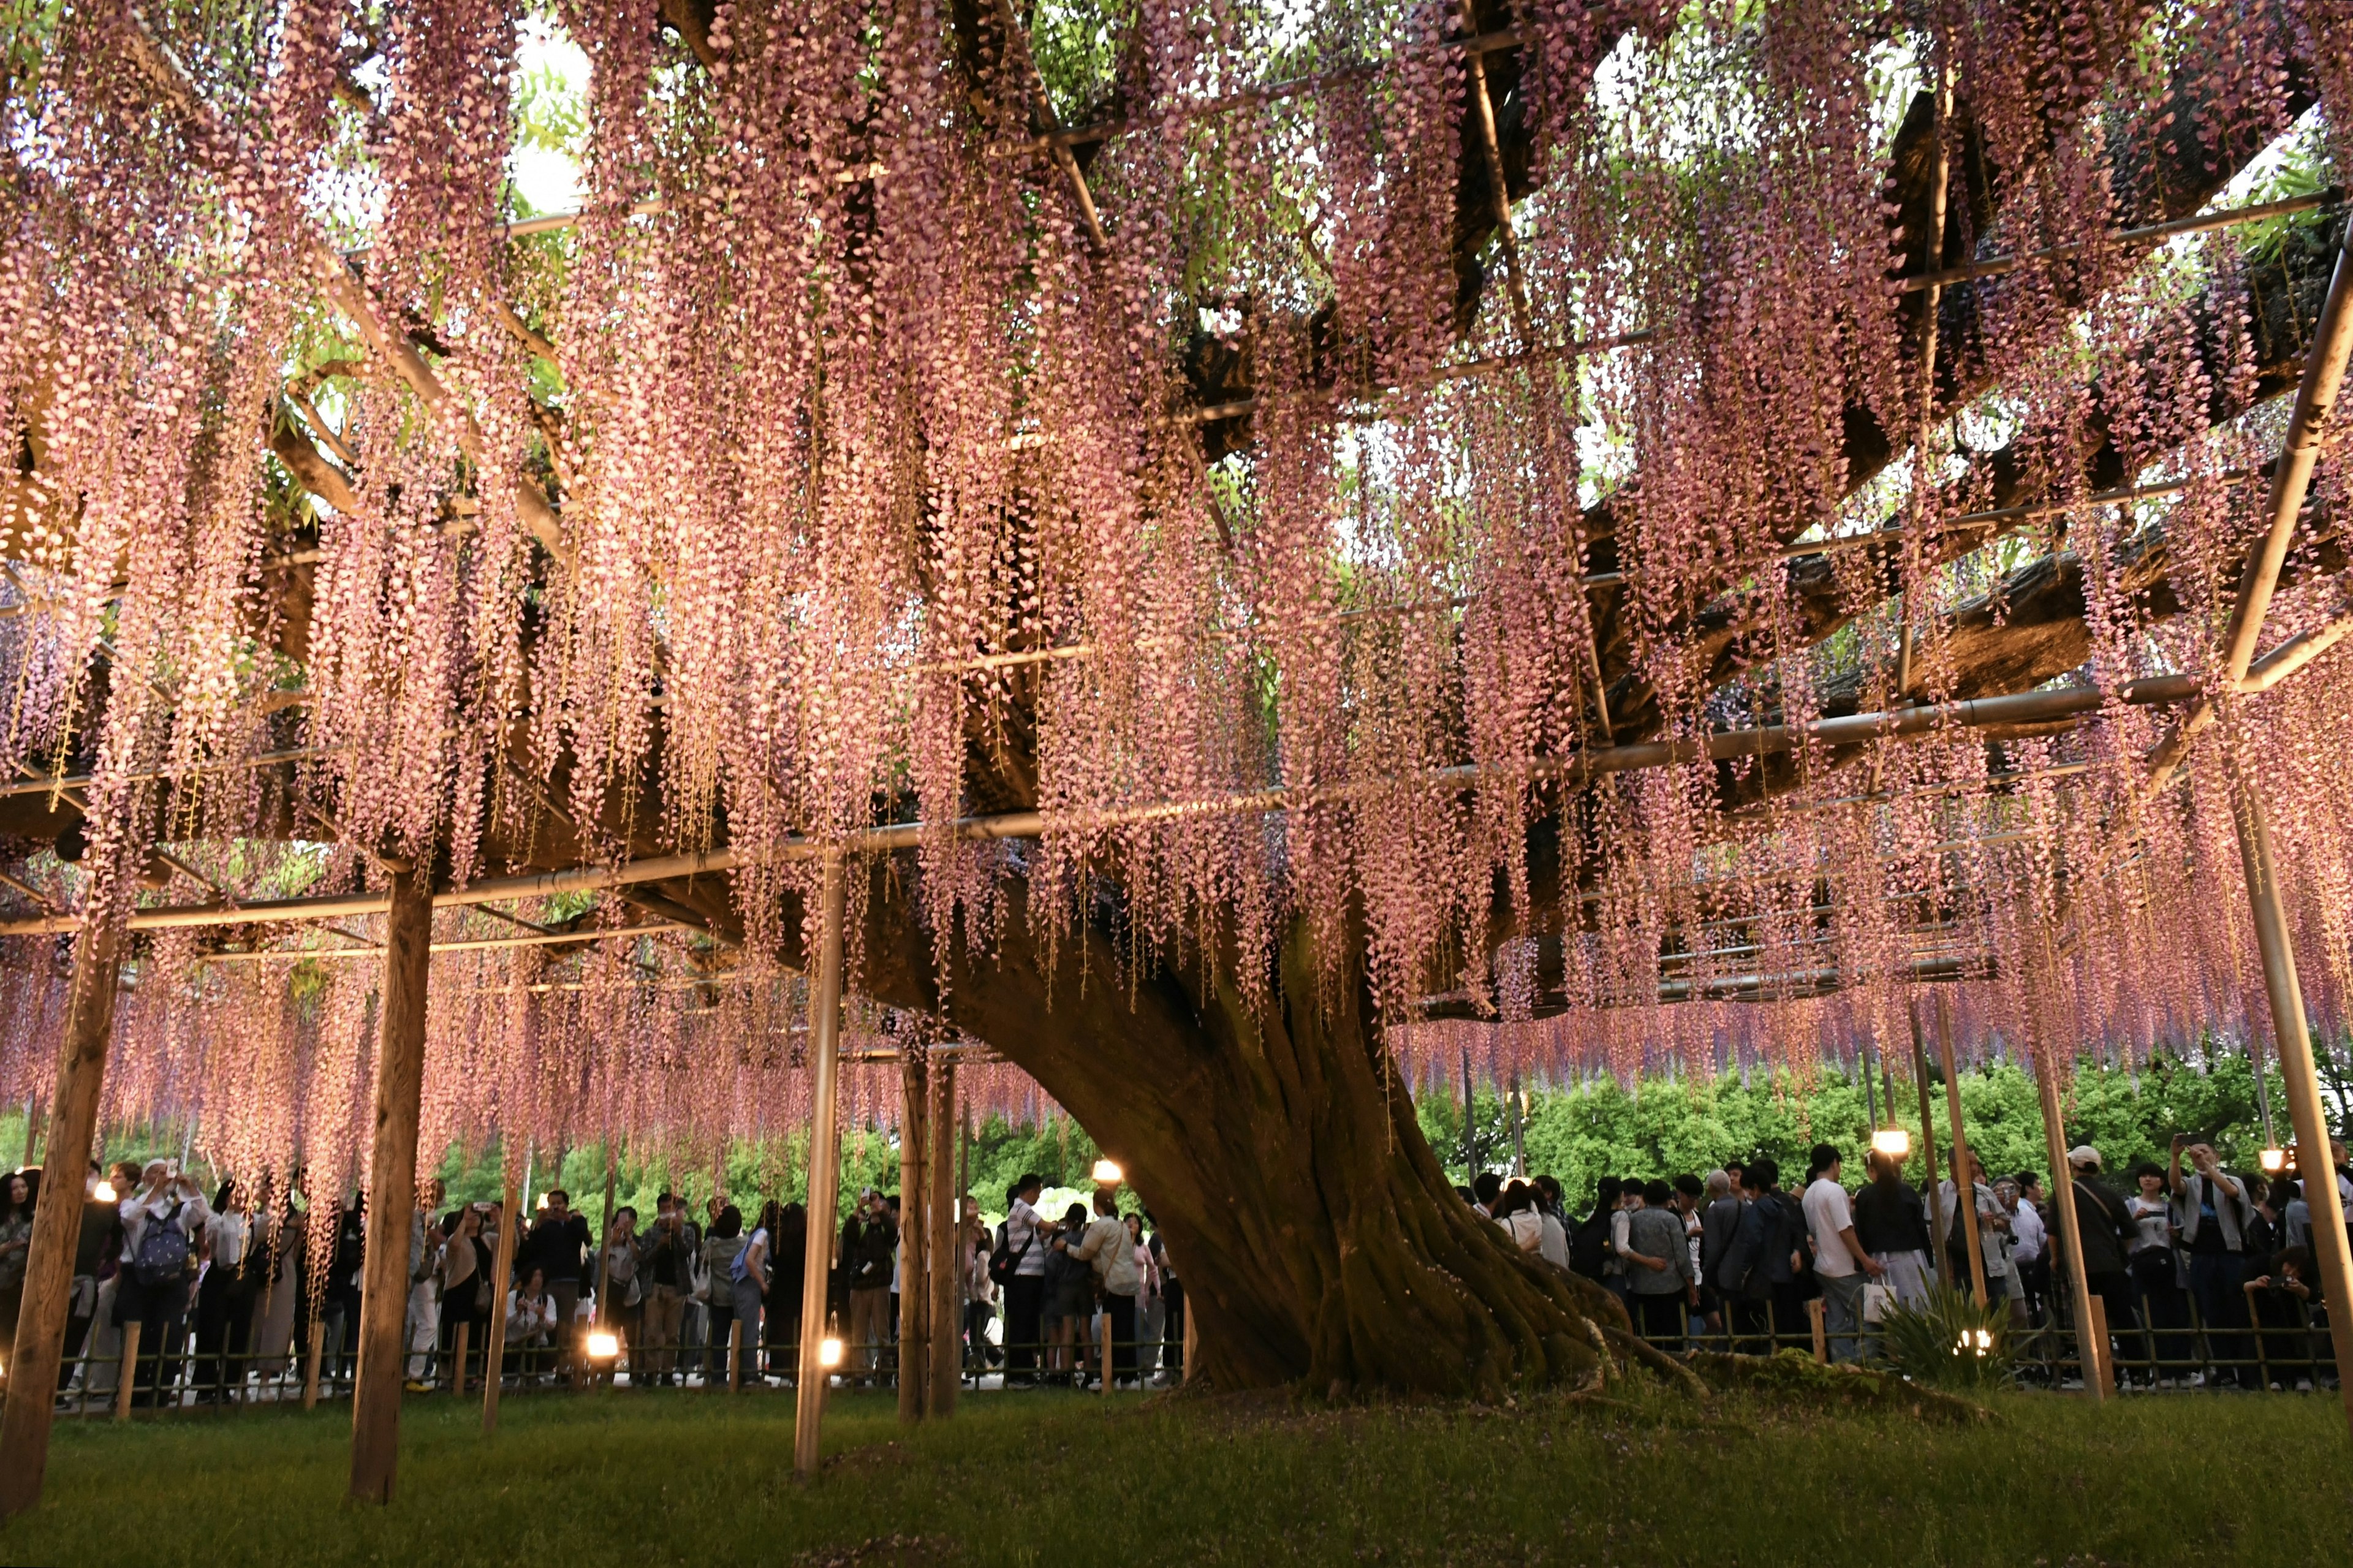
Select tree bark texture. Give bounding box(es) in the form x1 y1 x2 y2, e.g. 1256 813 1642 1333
860 877 1624 1398
350 866 432 1502
0 920 121 1519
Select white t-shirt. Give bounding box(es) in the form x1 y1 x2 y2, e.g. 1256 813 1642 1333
1538 1211 1570 1269
2010 1200 2047 1263
1802 1177 1859 1278
1006 1197 1047 1279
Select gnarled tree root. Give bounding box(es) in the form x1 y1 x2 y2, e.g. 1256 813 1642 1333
1602 1325 1715 1404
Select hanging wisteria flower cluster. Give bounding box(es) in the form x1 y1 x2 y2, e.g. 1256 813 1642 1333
3 0 2352 1199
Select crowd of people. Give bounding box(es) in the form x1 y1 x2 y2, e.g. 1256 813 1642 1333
1483 1132 2349 1388
0 1157 1189 1406
4 1129 2344 1408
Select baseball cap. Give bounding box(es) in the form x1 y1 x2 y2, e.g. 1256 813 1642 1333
2066 1145 2102 1169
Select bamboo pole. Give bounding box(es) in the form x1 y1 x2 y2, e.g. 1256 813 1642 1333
2234 786 2353 1438
2083 1294 2113 1393
450 1322 469 1393
897 1052 930 1424
2147 216 2353 790
927 1060 960 1418
480 1170 520 1433
726 1320 741 1392
1460 1045 1476 1178
113 1322 140 1421
349 866 432 1503
0 675 2226 942
2033 1040 2107 1403
0 918 121 1520
1908 1009 1948 1275
1183 1294 1197 1382
302 1319 324 1409
593 1143 618 1338
1934 990 1990 1307
794 853 848 1477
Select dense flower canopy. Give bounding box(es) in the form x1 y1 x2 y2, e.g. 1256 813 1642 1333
3 0 2353 1202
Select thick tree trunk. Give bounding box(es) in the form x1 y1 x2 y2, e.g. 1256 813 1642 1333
0 922 121 1519
862 879 1621 1397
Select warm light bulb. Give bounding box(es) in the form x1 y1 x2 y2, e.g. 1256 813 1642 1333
93 1181 117 1203
1870 1128 1912 1161
2260 1147 2287 1175
817 1337 844 1368
1091 1159 1123 1184
585 1331 620 1360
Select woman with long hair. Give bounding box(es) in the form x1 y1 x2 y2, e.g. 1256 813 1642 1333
438 1205 491 1391
0 1168 37 1349
699 1205 745 1385
764 1201 808 1381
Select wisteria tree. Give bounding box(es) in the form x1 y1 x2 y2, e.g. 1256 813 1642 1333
5 0 2353 1398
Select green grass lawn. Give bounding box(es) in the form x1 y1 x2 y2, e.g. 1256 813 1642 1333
3 1381 2347 1566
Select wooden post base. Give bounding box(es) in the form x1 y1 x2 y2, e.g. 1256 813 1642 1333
301 1320 325 1410
113 1322 142 1422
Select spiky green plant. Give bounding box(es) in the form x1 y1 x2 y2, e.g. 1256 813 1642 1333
1877 1286 2014 1392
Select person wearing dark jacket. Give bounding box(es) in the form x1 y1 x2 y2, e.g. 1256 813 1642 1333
1569 1177 1623 1282
1715 1159 1800 1352
2058 1146 2136 1387
1696 1172 1743 1336
841 1191 896 1384
521 1190 594 1371
764 1202 808 1379
1853 1151 1934 1307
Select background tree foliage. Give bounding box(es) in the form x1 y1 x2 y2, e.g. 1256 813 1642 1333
12 1039 2337 1241
1413 1046 2336 1206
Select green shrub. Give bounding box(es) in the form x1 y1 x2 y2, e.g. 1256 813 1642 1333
1878 1287 2014 1392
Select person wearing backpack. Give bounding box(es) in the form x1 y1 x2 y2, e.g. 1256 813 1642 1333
995 1173 1049 1385
116 1161 211 1408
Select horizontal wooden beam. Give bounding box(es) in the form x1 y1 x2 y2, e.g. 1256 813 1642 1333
0 672 2202 937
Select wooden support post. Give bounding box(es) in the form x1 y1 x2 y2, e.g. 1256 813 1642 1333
1935 991 1990 1307
113 1322 140 1421
897 1051 930 1423
2235 785 2353 1438
2034 1039 2107 1404
726 1320 741 1393
1908 1007 1949 1276
1459 1045 1476 1178
2084 1293 2112 1395
794 854 847 1477
1182 1291 1197 1382
349 866 432 1504
450 1322 469 1393
0 920 121 1519
1099 1312 1113 1393
1806 1297 1827 1364
594 1141 618 1309
927 1059 959 1418
481 1171 519 1433
303 1319 325 1410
